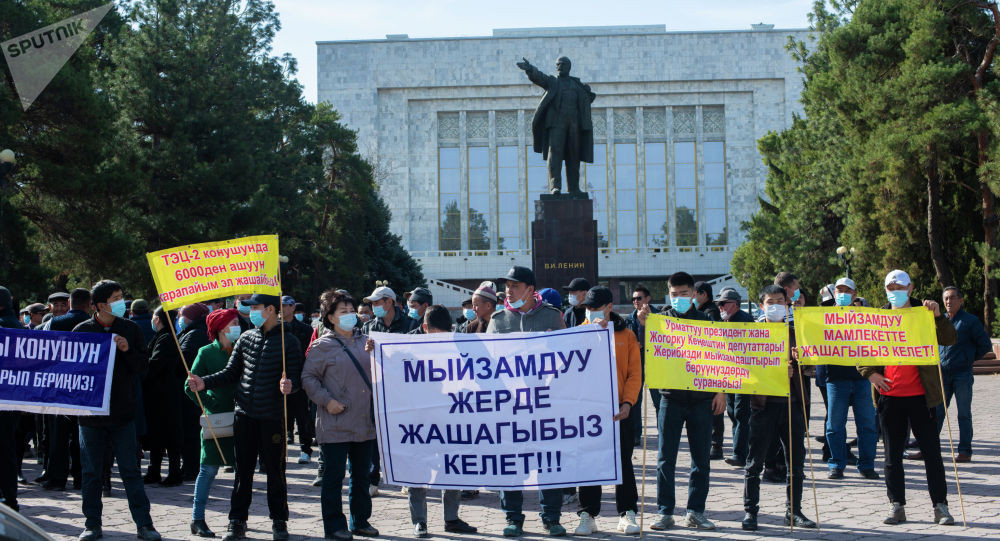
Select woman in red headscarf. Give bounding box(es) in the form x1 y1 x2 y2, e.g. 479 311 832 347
184 308 241 537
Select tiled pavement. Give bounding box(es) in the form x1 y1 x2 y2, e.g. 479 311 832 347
17 375 1000 540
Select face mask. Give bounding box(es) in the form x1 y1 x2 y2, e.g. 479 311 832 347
176 318 187 333
670 296 692 314
249 309 266 327
225 325 241 343
568 295 580 307
373 305 387 318
887 290 909 308
407 307 420 320
109 299 127 318
463 308 476 320
720 309 732 321
764 304 787 322
586 309 602 322
22 315 30 326
790 289 801 303
509 289 529 310
237 302 251 314
359 313 371 322
835 293 853 307
338 313 358 329
206 305 214 314
295 313 304 322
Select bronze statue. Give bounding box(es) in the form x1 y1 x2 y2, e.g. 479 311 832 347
517 56 596 195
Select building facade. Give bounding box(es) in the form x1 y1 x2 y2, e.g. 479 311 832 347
317 25 808 304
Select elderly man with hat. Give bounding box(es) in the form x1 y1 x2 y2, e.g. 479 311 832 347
561 277 590 328
405 287 434 334
24 302 48 329
823 277 879 481
858 270 956 526
487 266 567 537
188 293 302 541
280 296 316 463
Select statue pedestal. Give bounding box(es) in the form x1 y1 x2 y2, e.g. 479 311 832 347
531 195 599 292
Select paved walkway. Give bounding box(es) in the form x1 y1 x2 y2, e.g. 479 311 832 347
17 375 1000 540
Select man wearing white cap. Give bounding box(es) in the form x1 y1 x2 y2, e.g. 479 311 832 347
824 277 879 481
857 270 957 526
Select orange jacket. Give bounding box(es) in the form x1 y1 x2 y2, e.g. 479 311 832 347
585 312 642 407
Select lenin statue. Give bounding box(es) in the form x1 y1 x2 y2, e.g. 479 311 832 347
517 56 596 195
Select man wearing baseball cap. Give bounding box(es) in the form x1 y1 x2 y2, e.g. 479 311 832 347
405 288 434 334
487 266 567 537
822 277 879 481
714 288 754 469
858 270 957 526
562 277 591 328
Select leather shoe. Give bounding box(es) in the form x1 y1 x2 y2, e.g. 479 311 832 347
444 519 477 534
137 526 162 541
351 524 379 537
860 469 880 480
724 455 745 467
17 473 28 485
710 444 723 459
784 512 817 528
762 468 784 483
223 520 247 541
956 453 971 463
142 473 161 485
741 513 757 531
828 469 844 480
34 472 50 484
272 520 289 541
905 451 924 460
191 520 216 537
42 481 66 491
330 530 353 541
79 527 103 541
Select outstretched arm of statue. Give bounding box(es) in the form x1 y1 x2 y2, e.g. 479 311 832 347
517 57 551 89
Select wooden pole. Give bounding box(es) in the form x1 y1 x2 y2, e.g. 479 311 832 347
788 396 794 534
165 309 226 465
639 385 648 538
278 282 289 465
796 363 821 529
936 361 967 527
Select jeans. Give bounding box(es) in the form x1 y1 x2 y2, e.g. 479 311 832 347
369 440 381 487
230 414 288 522
500 488 563 524
578 416 637 516
656 396 712 515
726 394 750 461
936 369 974 455
79 421 152 529
711 414 724 447
879 396 948 506
744 401 805 515
408 489 460 524
192 465 220 520
825 379 877 471
321 441 373 536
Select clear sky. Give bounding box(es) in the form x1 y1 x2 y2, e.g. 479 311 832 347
270 0 817 103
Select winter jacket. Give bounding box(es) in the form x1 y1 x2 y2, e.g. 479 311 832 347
487 293 566 334
698 300 721 322
563 306 586 328
202 323 304 421
858 299 957 408
285 319 315 354
74 315 149 427
463 317 490 334
179 318 211 372
583 312 642 407
302 331 375 444
130 313 155 346
656 306 715 402
47 309 90 332
184 340 236 466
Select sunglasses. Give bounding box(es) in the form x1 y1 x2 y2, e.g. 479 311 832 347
631 297 645 302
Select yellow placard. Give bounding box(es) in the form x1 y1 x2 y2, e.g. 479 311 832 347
644 314 790 397
794 306 940 366
146 235 280 309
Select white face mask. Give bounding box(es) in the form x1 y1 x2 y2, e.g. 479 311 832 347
568 295 580 307
764 304 787 322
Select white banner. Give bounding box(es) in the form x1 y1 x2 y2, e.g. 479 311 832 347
371 325 621 490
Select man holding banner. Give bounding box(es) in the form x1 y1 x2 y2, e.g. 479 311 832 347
0 285 23 512
73 280 162 541
859 270 957 526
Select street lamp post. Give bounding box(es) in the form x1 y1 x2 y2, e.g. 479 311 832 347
836 245 856 278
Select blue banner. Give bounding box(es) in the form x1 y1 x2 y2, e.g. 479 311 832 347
0 327 116 415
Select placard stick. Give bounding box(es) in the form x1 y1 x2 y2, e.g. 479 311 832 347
796 363 821 529
788 397 794 534
165 309 226 465
936 361 967 527
639 385 648 538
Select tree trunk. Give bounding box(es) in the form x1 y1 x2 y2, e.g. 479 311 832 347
926 145 955 288
980 132 999 330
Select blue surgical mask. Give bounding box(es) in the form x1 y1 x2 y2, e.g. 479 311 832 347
206 305 214 314
586 309 602 322
225 325 241 343
791 289 801 302
509 290 528 310
295 313 304 322
568 295 580 307
176 317 187 333
463 308 476 320
249 309 266 327
408 307 420 320
237 302 251 314
22 315 30 326
338 313 358 329
887 290 909 308
835 292 853 307
109 299 127 318
670 296 692 314
764 304 787 322
373 305 387 318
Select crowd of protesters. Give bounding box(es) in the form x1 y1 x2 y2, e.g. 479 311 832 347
0 261 990 539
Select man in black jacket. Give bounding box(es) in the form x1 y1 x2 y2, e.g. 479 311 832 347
562 277 590 328
188 294 302 541
715 288 755 468
73 281 161 541
280 295 315 463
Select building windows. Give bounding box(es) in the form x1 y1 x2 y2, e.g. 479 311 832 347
587 144 610 248
674 141 698 247
644 143 668 247
703 141 727 246
615 143 638 248
468 146 490 250
497 145 520 250
438 147 461 251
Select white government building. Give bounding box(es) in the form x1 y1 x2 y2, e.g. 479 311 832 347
317 24 808 306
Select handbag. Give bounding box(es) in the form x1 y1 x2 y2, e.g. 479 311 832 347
200 412 235 439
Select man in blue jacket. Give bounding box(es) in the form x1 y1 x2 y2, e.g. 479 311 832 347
935 286 993 462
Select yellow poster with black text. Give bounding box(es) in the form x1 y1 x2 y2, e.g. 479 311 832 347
644 314 789 397
146 235 281 309
794 306 939 366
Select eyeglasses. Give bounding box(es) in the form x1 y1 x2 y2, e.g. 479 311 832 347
631 297 644 302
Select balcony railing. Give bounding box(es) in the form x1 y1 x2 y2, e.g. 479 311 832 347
411 246 733 259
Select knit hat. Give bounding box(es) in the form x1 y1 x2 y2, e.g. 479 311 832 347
180 302 210 322
206 308 240 341
473 281 498 303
